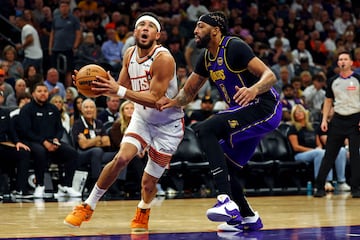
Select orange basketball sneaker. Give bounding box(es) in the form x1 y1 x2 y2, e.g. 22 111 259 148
131 207 151 233
64 203 94 227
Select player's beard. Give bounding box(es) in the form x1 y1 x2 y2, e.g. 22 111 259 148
136 39 154 50
196 32 211 49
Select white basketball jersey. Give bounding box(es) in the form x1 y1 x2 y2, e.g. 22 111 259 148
127 45 184 124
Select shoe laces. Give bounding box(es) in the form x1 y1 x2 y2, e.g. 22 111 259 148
72 204 92 220
134 208 150 224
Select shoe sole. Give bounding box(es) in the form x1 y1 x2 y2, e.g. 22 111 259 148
207 211 234 222
63 220 80 228
131 228 149 234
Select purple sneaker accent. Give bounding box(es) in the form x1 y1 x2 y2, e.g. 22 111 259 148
218 212 263 232
241 217 263 231
206 195 241 222
213 196 230 207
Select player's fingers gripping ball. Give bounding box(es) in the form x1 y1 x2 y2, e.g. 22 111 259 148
74 64 108 98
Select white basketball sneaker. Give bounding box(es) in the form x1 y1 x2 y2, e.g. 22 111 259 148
206 194 242 222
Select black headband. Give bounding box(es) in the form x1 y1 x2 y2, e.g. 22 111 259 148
199 14 219 27
198 13 227 35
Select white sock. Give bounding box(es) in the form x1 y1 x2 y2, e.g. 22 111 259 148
85 184 107 210
137 199 151 209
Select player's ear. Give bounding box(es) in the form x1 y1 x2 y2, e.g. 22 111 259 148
212 27 220 36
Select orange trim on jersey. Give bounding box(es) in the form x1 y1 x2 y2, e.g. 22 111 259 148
124 132 148 149
136 44 162 64
148 146 172 167
125 46 136 68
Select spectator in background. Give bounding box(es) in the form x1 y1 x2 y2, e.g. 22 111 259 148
189 95 214 125
116 21 131 44
2 45 24 80
50 94 70 134
24 64 43 93
302 73 326 122
0 68 15 107
167 37 186 67
44 68 66 100
274 66 291 95
299 70 313 90
184 38 210 99
184 37 205 74
98 2 110 28
186 0 209 23
333 9 353 36
291 76 304 100
271 54 295 86
324 26 338 59
39 6 53 74
287 104 336 192
268 27 291 53
77 0 98 16
72 98 117 191
5 78 27 109
18 82 81 198
280 84 305 122
70 95 85 127
64 86 78 117
15 14 43 74
292 39 315 66
101 24 123 73
75 31 105 69
49 0 82 87
0 60 16 89
97 96 121 124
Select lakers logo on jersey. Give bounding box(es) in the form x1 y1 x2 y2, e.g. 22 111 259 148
228 120 239 128
209 69 225 81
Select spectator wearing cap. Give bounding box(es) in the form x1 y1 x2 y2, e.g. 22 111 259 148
188 95 214 125
280 84 306 122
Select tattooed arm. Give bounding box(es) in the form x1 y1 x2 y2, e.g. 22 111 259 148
157 72 208 110
233 57 276 106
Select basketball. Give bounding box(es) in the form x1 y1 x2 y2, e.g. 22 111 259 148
74 64 108 98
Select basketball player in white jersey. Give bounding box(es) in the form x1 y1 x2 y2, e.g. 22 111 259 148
64 12 184 233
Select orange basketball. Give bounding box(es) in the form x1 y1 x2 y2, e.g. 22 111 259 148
74 64 108 98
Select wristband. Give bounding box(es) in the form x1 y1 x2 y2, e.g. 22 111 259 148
117 86 127 98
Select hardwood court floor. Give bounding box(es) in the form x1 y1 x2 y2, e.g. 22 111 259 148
0 194 359 239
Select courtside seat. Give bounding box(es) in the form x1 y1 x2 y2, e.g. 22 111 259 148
260 129 308 190
246 143 276 191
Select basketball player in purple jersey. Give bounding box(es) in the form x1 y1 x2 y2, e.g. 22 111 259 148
157 12 282 232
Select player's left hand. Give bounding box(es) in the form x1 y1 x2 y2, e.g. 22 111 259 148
91 71 119 96
233 86 257 106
